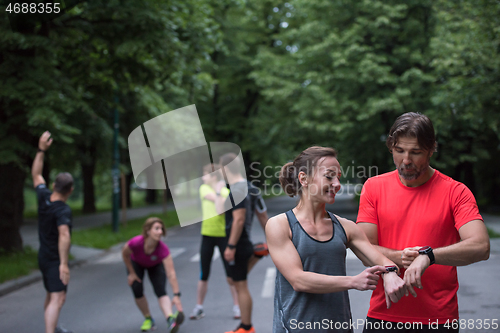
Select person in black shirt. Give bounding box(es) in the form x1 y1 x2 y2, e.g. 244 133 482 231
215 153 269 333
31 131 74 333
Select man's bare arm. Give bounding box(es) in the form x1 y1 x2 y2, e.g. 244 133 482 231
255 210 268 231
58 224 71 285
31 131 53 188
357 222 405 267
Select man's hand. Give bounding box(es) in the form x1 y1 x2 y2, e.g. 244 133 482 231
224 247 236 263
351 266 385 291
403 254 430 297
59 263 70 285
127 273 142 286
382 272 407 309
39 131 53 151
401 246 422 269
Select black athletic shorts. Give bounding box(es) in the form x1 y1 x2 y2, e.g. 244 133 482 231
200 235 230 281
226 237 253 282
39 260 67 293
128 260 167 299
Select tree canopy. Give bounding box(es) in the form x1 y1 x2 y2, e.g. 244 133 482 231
1 0 498 252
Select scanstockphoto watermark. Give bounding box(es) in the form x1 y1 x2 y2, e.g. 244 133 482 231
248 161 379 197
288 318 425 331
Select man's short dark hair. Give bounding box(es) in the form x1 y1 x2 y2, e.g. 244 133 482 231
54 172 74 195
220 153 241 175
386 112 437 152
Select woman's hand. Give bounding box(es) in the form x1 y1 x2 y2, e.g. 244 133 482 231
127 273 141 286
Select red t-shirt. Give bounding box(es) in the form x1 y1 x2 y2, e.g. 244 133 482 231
128 235 170 268
357 170 482 324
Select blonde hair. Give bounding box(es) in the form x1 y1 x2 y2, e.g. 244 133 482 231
142 217 166 238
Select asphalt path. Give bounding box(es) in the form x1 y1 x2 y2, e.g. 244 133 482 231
1 191 499 333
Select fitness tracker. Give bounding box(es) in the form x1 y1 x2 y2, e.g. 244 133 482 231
37 148 45 153
227 244 236 250
174 292 181 297
418 246 435 265
384 265 399 275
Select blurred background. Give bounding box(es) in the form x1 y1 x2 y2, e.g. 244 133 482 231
1 0 499 254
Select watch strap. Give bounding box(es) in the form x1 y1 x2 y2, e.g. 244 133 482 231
419 246 435 265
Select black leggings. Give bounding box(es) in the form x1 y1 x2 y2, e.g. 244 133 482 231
129 260 167 299
199 235 230 281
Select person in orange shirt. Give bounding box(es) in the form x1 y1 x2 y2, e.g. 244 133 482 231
357 112 490 332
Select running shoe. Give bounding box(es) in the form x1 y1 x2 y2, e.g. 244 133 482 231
233 305 241 319
167 311 184 333
189 306 205 320
54 326 73 333
140 317 156 332
224 326 256 333
253 242 269 257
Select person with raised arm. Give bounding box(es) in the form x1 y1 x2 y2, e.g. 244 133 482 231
32 131 74 333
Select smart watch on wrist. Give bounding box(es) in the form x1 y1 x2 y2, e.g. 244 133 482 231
174 292 181 297
384 265 399 275
418 246 435 265
227 244 236 250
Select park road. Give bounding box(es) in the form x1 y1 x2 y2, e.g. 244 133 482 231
1 192 499 332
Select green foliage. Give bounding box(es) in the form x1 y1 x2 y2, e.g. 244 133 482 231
23 186 147 218
487 227 500 239
251 0 436 176
0 246 38 283
71 210 179 249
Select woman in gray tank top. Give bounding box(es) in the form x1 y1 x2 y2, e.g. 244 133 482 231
266 147 406 332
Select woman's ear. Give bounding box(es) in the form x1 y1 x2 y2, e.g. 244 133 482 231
298 171 308 187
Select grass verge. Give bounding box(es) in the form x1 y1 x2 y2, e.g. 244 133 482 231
0 246 38 284
487 227 500 239
71 210 181 249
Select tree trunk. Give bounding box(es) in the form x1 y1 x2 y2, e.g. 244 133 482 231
462 161 476 195
145 190 157 205
125 172 133 208
0 164 25 252
81 145 97 214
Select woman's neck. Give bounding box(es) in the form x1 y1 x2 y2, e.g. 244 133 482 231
294 197 328 223
144 236 158 253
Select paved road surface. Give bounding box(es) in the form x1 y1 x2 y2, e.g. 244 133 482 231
1 191 499 332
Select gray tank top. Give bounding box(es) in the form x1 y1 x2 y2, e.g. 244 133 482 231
273 210 353 333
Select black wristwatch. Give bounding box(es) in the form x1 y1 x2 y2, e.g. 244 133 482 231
384 265 399 275
227 244 236 250
418 246 435 265
174 292 181 297
37 148 46 153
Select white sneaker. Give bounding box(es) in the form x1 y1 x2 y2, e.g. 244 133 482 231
189 306 205 320
233 305 241 319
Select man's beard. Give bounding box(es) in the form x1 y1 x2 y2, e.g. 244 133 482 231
398 163 427 181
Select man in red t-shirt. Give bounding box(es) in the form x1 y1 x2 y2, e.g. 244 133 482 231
357 112 490 332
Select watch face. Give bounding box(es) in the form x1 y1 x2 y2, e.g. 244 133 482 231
419 246 431 254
